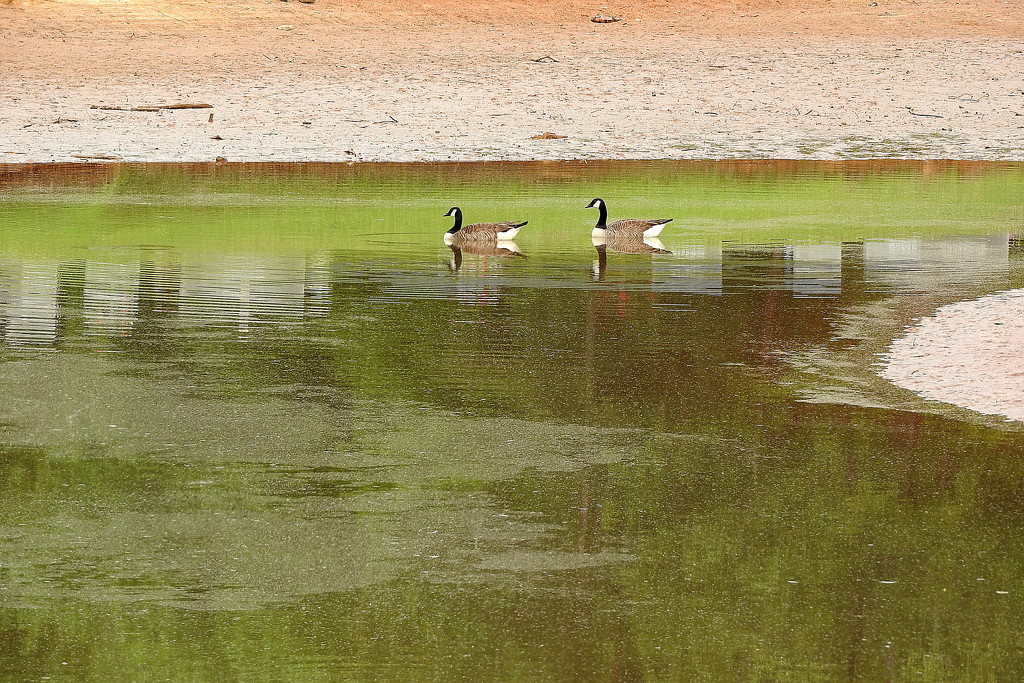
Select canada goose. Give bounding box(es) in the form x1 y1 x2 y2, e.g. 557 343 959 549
443 207 527 244
585 198 672 238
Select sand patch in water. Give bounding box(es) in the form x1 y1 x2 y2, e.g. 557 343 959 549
882 289 1024 422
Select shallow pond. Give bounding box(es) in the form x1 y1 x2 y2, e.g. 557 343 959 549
1 160 1024 680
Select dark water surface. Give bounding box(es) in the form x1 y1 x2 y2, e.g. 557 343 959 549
2 161 1024 680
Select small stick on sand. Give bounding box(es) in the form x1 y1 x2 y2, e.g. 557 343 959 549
90 103 214 112
71 154 122 160
905 107 944 118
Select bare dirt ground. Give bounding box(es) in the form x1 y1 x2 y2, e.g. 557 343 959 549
882 289 1024 423
1 0 1022 162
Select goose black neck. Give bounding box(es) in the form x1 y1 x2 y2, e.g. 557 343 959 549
447 209 463 233
594 202 608 228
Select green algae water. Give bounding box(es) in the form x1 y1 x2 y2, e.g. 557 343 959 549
1 160 1024 680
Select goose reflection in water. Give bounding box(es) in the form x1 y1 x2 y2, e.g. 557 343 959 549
447 241 526 274
592 234 671 281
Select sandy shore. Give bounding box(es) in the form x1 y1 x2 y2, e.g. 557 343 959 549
1 0 1022 163
882 289 1024 422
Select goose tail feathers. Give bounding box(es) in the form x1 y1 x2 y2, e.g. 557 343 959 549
497 226 522 240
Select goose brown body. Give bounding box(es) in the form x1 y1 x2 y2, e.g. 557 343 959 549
443 207 526 243
603 218 672 237
453 221 528 240
585 198 672 238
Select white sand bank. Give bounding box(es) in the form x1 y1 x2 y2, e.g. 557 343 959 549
882 289 1024 422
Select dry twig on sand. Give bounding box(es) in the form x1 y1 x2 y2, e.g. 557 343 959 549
71 154 122 160
90 103 214 112
905 107 944 118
